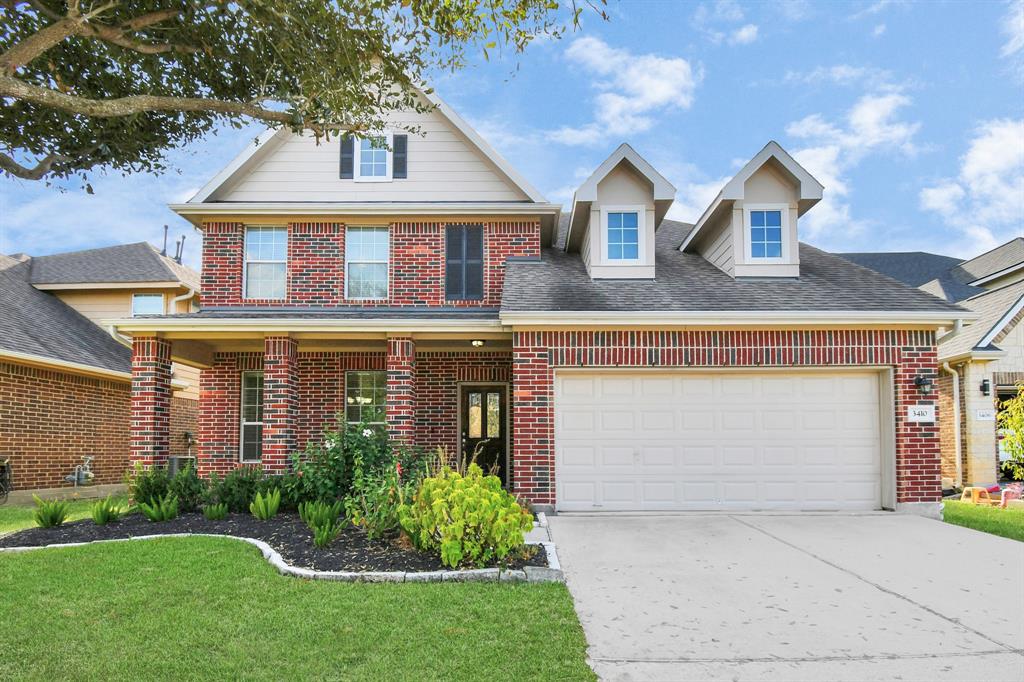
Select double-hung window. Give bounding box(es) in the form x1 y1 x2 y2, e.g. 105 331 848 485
131 293 164 316
244 227 287 299
345 227 389 299
340 133 407 181
445 224 484 301
345 371 386 425
749 209 784 259
240 371 264 463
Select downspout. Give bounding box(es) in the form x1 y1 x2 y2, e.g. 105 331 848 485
942 362 962 488
172 287 197 311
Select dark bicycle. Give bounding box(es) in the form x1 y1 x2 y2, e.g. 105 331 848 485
0 458 10 504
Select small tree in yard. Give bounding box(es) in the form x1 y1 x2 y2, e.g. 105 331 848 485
0 0 606 186
998 385 1024 479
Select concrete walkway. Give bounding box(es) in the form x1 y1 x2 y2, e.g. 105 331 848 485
549 513 1024 681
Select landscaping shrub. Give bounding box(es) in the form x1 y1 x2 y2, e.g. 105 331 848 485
139 493 179 522
32 495 69 528
283 420 395 505
298 499 343 529
250 489 281 520
399 464 534 568
169 464 207 512
90 496 123 525
126 463 171 506
208 467 266 513
345 452 414 540
203 503 228 520
312 519 343 548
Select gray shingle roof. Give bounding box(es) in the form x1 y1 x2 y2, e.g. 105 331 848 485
503 219 966 314
951 237 1024 284
939 280 1024 358
29 242 200 290
837 252 963 288
0 255 131 373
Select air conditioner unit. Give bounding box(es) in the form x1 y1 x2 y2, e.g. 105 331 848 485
167 456 196 477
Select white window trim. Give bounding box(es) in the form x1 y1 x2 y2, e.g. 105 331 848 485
130 292 165 317
344 225 390 300
242 225 288 300
353 131 393 183
345 370 387 425
599 205 646 266
239 370 264 463
743 203 790 264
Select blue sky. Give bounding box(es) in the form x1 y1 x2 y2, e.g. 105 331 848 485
1 0 1022 270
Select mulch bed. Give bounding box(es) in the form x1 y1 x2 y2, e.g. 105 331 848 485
0 512 547 573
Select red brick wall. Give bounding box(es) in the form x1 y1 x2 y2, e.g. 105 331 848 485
511 329 942 506
170 396 199 459
262 336 298 472
130 337 172 468
0 361 197 490
199 221 540 308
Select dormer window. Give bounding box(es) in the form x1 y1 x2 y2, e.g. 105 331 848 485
600 205 645 265
744 205 788 262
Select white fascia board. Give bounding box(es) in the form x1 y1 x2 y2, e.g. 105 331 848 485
423 91 548 203
107 317 508 335
189 127 285 203
977 292 1024 348
938 349 1007 363
500 309 978 327
968 262 1024 287
33 281 185 291
0 349 131 382
171 202 561 226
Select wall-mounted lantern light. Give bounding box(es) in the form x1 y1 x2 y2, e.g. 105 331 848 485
471 339 485 348
914 375 934 396
980 378 991 396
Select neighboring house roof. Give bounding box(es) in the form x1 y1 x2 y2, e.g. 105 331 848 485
0 254 131 374
29 242 200 290
503 218 967 317
838 251 982 303
950 237 1024 286
939 280 1024 359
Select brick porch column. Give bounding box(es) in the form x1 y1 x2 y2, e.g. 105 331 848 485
261 336 298 473
386 336 416 443
511 331 554 507
131 336 173 468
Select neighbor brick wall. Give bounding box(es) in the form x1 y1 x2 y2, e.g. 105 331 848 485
511 329 942 506
0 361 197 490
199 220 540 308
130 337 173 468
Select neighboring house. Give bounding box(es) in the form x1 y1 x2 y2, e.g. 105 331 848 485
111 92 969 516
842 238 1024 487
0 243 200 490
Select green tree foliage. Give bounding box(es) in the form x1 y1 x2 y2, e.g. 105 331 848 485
0 0 602 185
998 386 1024 479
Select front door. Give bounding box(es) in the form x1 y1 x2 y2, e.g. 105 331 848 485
460 385 508 486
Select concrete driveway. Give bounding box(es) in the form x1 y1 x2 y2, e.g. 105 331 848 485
549 513 1024 681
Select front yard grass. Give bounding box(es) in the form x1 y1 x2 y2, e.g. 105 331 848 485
944 500 1024 542
0 495 128 534
0 535 593 681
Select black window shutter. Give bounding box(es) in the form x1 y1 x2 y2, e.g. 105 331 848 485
339 135 354 179
392 135 408 179
445 225 484 301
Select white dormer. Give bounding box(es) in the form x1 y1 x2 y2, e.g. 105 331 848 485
681 141 823 279
564 144 676 279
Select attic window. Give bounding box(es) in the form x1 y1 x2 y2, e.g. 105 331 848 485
600 206 645 264
747 208 785 260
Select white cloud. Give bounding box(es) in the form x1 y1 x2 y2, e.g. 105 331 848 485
850 0 898 20
1001 0 1024 57
785 91 921 239
547 37 702 147
783 64 896 88
778 0 812 21
729 24 759 45
919 119 1024 253
872 23 887 37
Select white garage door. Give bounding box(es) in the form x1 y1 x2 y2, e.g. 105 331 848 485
555 371 883 512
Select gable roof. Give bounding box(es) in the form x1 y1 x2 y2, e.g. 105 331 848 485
0 255 132 375
187 90 547 205
564 143 676 252
29 242 199 290
680 141 824 252
939 279 1024 359
503 217 969 322
838 251 982 303
950 237 1024 286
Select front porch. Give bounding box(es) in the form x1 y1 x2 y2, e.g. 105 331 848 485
128 331 524 493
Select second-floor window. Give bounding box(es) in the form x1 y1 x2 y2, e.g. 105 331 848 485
346 227 389 299
244 227 287 300
131 293 164 316
446 224 484 300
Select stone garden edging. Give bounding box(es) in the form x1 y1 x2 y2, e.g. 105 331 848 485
0 532 565 584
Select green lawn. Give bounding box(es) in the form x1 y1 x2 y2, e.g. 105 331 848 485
944 500 1024 542
0 535 593 681
0 495 129 534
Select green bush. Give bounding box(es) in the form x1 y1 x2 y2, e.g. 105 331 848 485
203 502 228 520
32 495 70 528
250 488 281 520
399 464 533 568
312 519 343 548
345 452 413 540
139 493 179 522
283 420 395 505
90 496 123 525
208 467 266 513
298 499 343 529
169 464 207 512
126 462 171 506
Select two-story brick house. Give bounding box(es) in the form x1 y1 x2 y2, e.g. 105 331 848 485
112 92 970 516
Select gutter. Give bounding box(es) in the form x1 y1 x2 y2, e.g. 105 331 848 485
107 316 508 335
499 309 979 328
172 287 197 309
941 362 962 488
